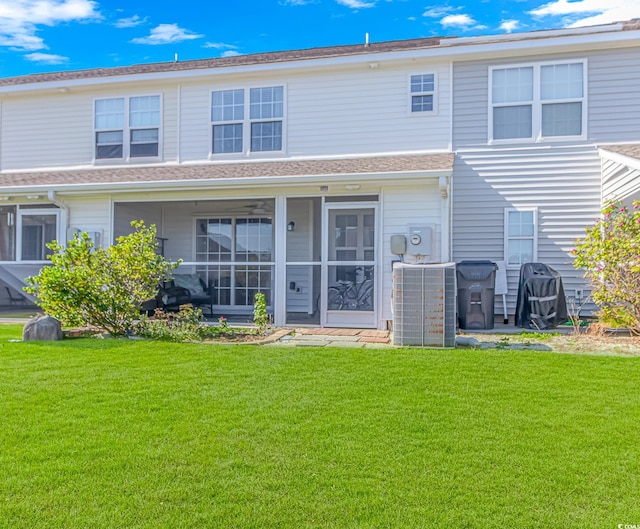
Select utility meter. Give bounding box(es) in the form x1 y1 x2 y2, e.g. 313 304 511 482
407 226 432 256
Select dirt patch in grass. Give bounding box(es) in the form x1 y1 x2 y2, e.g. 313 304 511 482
461 329 640 356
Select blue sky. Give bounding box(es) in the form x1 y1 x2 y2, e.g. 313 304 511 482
0 0 639 78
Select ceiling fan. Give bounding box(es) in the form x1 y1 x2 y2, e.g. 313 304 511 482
243 201 273 215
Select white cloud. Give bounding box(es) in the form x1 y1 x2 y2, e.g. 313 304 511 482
203 41 238 50
131 23 203 45
500 19 520 33
529 0 640 27
440 13 476 28
115 15 146 28
423 6 456 18
280 0 315 4
336 0 376 8
0 0 100 51
222 50 241 57
24 51 69 64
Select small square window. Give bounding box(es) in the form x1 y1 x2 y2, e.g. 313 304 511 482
410 74 435 113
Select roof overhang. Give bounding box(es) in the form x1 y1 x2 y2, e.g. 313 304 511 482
1 24 640 95
0 153 454 196
599 145 640 172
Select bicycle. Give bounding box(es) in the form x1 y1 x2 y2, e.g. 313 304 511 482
327 267 374 311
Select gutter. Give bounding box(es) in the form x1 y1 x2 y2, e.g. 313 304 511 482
1 29 640 95
47 190 70 236
0 168 454 196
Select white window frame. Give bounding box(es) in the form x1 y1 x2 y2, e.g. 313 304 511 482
408 73 437 115
504 207 538 269
192 215 275 311
489 59 587 144
93 94 163 163
16 208 61 263
209 85 286 159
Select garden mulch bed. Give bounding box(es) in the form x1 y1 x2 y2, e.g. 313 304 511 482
62 326 292 344
460 330 640 356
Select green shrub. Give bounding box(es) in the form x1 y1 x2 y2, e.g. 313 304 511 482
253 292 268 333
135 307 203 342
572 201 640 334
136 308 256 342
25 221 178 336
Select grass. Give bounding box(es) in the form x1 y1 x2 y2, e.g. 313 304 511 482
1 324 639 528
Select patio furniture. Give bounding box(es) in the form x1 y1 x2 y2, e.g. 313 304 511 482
171 273 215 314
5 286 28 306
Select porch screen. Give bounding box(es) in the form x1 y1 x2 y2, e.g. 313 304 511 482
195 217 273 307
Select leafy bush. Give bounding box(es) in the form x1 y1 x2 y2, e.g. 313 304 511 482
253 292 269 333
136 308 256 342
572 201 640 333
25 221 178 336
135 307 203 342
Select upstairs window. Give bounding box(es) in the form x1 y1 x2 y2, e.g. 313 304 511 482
211 86 284 155
95 95 161 160
212 89 244 154
490 61 585 142
410 74 435 113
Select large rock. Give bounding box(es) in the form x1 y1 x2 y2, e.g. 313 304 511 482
23 314 63 341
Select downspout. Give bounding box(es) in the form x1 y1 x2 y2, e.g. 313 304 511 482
48 190 70 243
176 84 182 164
0 98 3 172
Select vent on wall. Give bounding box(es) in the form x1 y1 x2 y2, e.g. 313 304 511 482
392 263 456 347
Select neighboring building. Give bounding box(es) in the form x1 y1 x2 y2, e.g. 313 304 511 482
0 20 638 327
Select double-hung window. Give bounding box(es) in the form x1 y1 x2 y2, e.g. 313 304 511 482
211 86 284 155
95 95 161 160
490 61 585 142
505 208 537 267
212 89 244 154
410 74 436 113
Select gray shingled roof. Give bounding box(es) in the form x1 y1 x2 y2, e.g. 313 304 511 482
0 154 454 191
1 19 638 88
0 37 446 87
600 144 640 161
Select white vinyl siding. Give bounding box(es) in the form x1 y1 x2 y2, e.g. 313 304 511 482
455 48 640 149
286 64 451 156
489 60 586 143
601 154 640 205
381 182 443 322
451 146 601 314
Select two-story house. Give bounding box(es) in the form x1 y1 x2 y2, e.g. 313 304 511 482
0 20 638 329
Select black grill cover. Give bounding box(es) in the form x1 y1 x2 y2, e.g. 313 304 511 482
515 263 568 329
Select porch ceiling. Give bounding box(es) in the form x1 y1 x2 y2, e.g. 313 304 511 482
0 153 454 194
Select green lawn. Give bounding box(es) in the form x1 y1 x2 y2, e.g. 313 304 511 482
1 324 639 529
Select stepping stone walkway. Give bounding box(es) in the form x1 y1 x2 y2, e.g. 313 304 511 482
273 328 392 348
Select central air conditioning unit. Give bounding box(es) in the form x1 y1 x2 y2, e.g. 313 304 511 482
392 262 456 347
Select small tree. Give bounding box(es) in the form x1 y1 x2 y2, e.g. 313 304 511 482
25 221 178 336
253 292 269 333
572 200 640 333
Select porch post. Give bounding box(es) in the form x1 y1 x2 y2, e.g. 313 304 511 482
273 194 287 327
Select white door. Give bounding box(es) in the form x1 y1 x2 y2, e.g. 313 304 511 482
322 203 377 328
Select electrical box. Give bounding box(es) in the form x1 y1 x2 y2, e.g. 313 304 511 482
390 234 407 256
67 227 103 248
407 226 432 256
